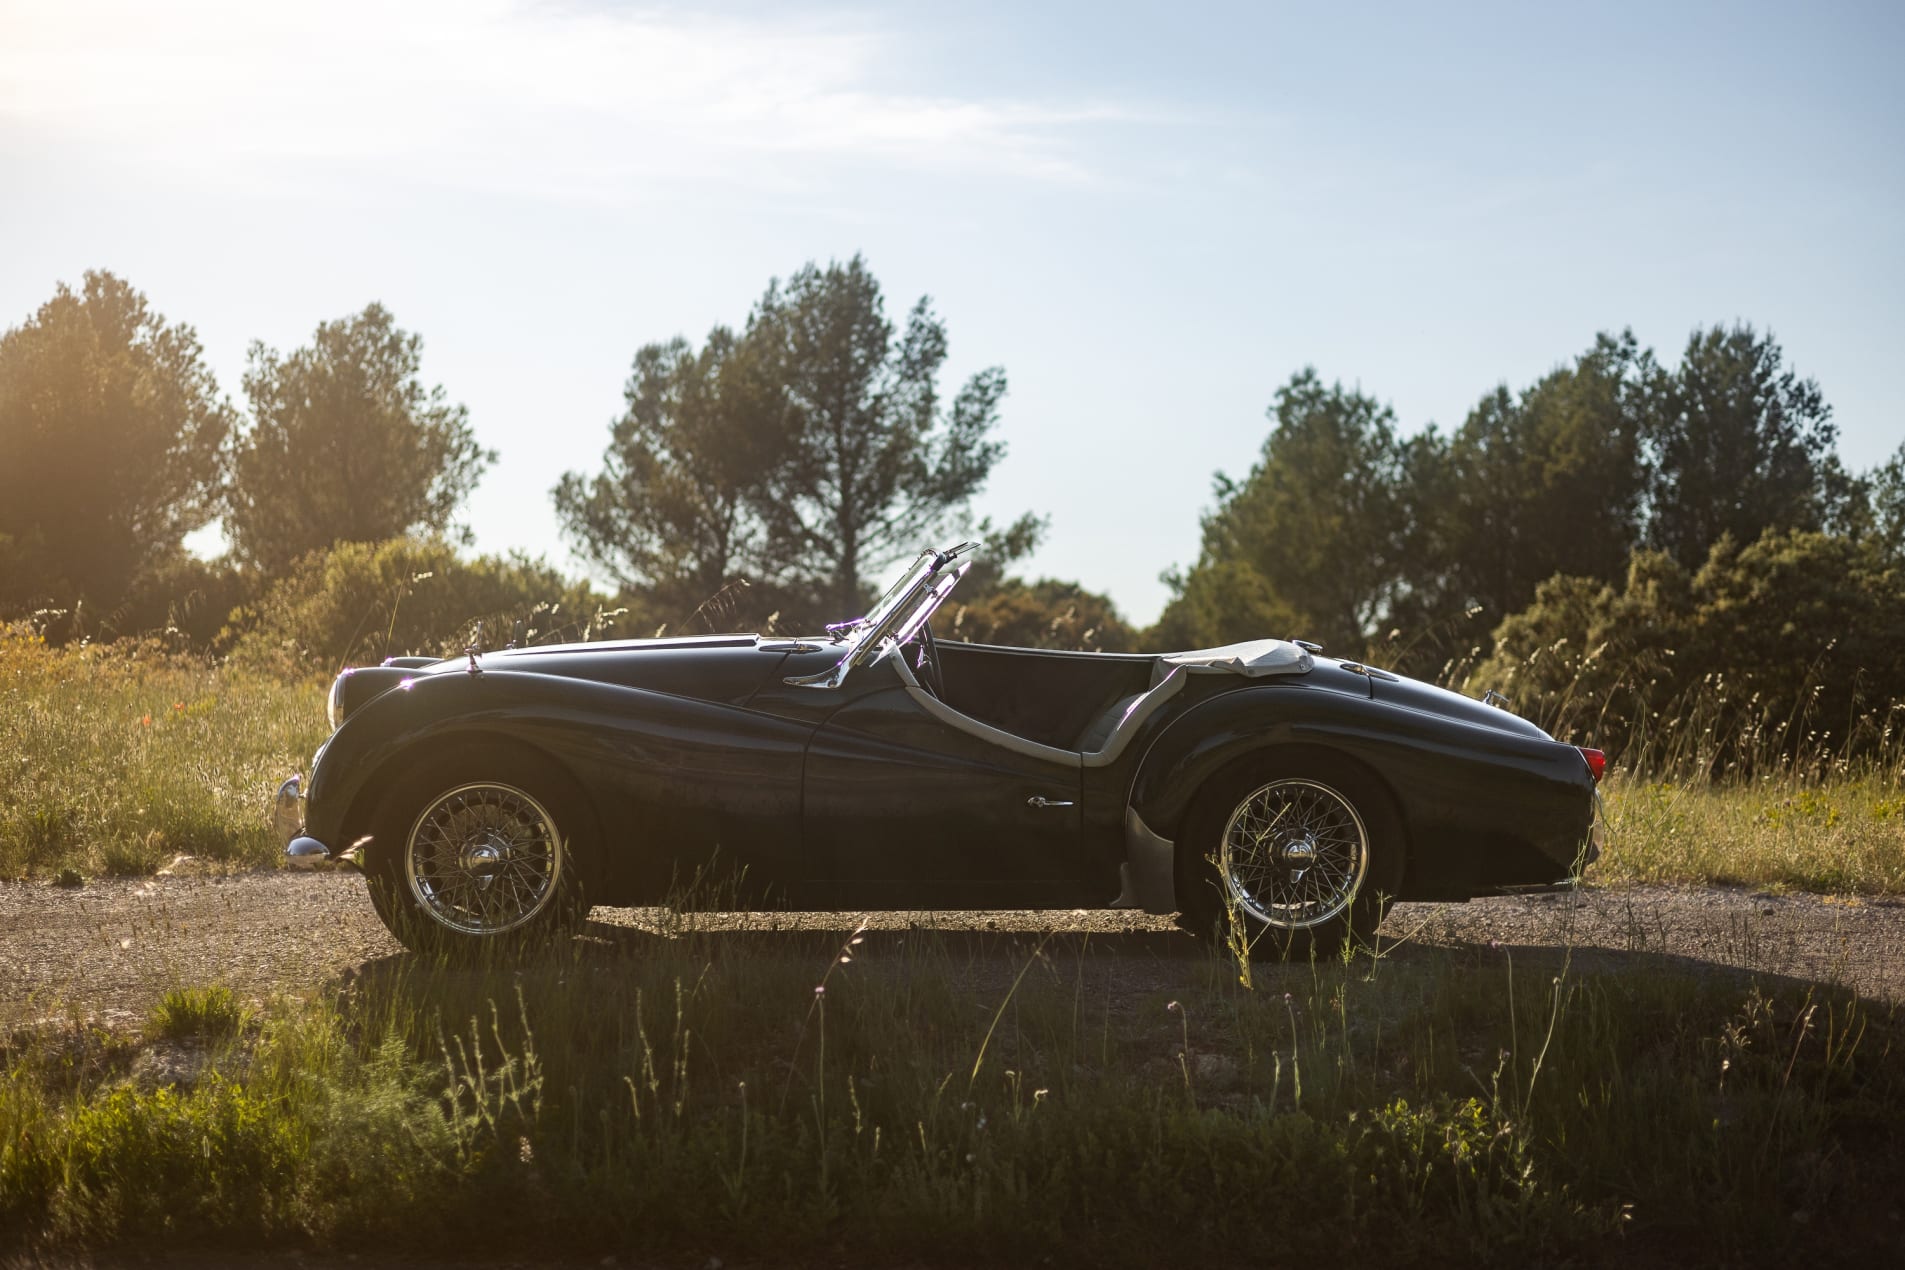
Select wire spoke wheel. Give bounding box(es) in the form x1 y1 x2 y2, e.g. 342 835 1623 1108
404 782 564 936
1220 777 1369 930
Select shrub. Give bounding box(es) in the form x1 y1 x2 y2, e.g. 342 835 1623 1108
228 538 624 675
947 578 1137 651
1471 530 1905 772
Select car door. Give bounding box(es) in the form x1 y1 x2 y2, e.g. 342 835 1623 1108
802 673 1085 908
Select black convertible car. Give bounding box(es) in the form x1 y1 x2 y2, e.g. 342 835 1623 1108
275 540 1603 956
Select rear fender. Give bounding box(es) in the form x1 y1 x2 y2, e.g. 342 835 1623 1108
1128 684 1589 872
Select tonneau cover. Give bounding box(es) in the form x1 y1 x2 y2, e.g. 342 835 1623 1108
1156 639 1313 682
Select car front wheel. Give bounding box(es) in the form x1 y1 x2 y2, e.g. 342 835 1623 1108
365 751 590 955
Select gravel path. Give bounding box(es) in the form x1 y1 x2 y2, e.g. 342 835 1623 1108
4 871 1902 1028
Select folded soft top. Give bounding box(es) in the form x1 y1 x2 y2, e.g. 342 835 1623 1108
1156 639 1314 683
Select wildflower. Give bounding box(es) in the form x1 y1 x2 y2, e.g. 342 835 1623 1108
1166 1000 1180 1013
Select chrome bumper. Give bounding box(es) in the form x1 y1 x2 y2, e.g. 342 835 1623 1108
275 774 357 870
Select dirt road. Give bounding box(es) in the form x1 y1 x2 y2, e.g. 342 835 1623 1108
4 870 1902 1027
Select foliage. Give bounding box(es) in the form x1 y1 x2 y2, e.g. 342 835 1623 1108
0 624 325 879
1850 440 1905 559
1154 369 1407 653
226 304 495 575
1155 327 1864 679
1471 530 1905 770
1645 324 1844 569
228 537 620 675
747 255 1015 615
0 271 233 629
553 326 784 620
946 577 1137 652
1399 331 1655 642
148 986 253 1043
553 256 1022 630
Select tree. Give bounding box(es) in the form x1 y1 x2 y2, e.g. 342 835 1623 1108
1403 331 1654 629
0 271 232 621
747 256 1010 614
226 304 493 575
1153 370 1407 653
1645 324 1841 568
947 578 1136 651
1858 441 1905 561
553 327 783 619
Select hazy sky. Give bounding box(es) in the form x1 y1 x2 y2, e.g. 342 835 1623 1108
4 0 1900 624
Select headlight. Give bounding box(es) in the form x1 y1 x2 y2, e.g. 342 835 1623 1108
326 666 414 730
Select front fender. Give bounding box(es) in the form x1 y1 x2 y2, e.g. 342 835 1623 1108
304 669 818 902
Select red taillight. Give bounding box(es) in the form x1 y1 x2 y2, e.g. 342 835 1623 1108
1577 747 1606 782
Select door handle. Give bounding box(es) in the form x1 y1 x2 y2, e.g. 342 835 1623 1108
1027 796 1075 809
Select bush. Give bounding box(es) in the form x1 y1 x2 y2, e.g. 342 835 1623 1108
228 538 624 675
947 578 1137 652
1471 531 1905 773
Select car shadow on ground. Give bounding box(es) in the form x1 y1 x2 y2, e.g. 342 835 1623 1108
332 911 1880 1017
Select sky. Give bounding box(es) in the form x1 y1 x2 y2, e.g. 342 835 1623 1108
2 0 1901 626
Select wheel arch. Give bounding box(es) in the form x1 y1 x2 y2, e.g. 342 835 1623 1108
1168 740 1412 888
1127 686 1419 844
342 728 608 890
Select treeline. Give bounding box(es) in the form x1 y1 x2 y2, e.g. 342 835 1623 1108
1157 331 1905 765
3 263 1900 764
0 262 1130 668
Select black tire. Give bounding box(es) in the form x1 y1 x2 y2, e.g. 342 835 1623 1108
1176 748 1404 960
363 745 594 958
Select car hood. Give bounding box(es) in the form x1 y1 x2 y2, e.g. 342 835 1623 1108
415 634 795 705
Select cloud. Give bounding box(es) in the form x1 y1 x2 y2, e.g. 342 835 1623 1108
0 0 1124 198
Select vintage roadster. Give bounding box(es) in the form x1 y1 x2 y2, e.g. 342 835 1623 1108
275 540 1603 956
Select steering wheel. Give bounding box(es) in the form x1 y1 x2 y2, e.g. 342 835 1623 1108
913 619 947 699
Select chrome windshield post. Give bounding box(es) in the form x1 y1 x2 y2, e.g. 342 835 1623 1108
783 541 981 691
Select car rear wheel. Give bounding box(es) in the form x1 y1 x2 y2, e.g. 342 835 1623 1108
365 750 592 956
1178 751 1402 959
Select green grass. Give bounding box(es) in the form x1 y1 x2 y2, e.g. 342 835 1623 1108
0 625 326 878
2 929 1900 1265
1598 774 1905 894
146 986 253 1044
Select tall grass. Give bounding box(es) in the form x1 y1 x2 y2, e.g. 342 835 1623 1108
2 621 1901 893
0 624 326 878
2 927 1898 1263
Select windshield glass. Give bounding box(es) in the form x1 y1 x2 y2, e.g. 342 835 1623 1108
786 541 981 689
849 550 936 639
853 542 978 664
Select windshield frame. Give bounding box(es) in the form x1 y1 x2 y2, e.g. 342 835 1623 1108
783 541 980 689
